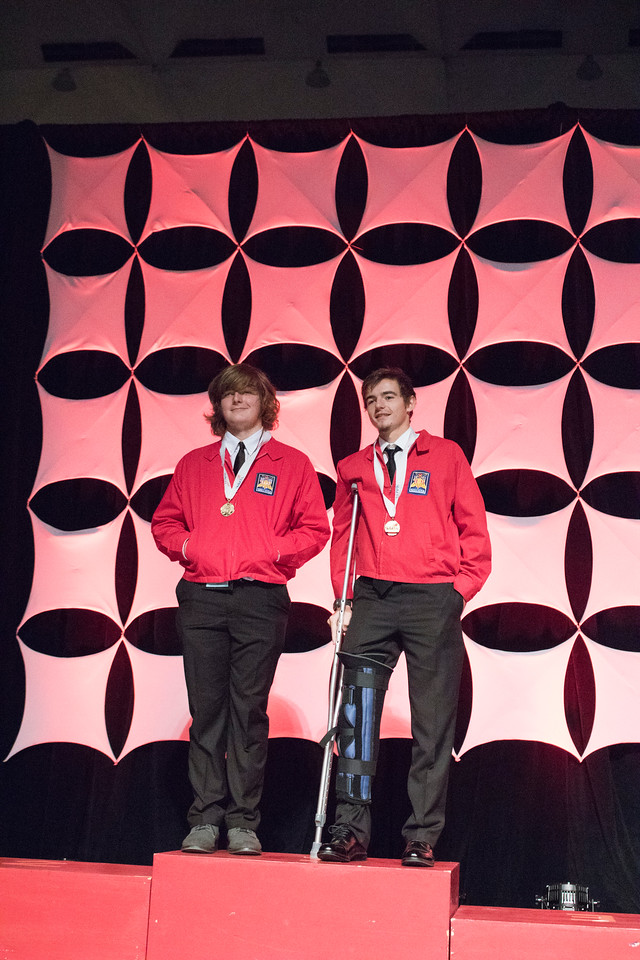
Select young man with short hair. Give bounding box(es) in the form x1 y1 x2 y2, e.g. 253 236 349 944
318 367 491 866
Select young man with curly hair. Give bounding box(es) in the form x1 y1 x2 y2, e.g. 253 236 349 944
152 363 330 856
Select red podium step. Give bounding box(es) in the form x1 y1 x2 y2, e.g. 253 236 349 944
450 904 640 960
0 857 152 960
147 850 460 960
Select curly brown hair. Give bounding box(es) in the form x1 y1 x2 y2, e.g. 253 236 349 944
205 364 280 436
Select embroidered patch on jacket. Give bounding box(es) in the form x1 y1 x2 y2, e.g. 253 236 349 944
407 470 430 495
255 472 278 495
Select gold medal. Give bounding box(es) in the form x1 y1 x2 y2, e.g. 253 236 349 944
384 519 400 536
220 501 235 517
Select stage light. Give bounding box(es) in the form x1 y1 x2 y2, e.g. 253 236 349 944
306 60 331 88
51 68 77 92
535 882 600 911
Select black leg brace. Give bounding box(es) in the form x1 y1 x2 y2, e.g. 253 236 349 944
335 652 393 804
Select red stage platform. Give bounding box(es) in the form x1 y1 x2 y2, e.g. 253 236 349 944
0 857 152 960
147 850 459 960
451 904 640 960
3 852 640 960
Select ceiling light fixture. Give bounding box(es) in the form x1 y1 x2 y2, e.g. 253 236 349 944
51 67 77 92
576 54 602 81
306 60 331 88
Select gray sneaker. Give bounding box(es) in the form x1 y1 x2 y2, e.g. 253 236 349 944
227 828 262 855
181 824 219 853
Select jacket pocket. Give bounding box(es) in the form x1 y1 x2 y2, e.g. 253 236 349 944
183 527 199 566
419 520 436 564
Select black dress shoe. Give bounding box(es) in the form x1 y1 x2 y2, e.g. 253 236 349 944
317 827 367 863
401 840 435 867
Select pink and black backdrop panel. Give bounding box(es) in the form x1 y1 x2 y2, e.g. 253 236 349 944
1 108 639 911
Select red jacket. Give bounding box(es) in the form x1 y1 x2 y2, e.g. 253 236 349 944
331 430 491 602
152 437 330 584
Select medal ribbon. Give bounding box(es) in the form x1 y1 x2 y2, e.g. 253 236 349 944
372 428 418 520
373 442 401 519
221 430 271 504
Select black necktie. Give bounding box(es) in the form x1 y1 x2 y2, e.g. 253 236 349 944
233 441 246 475
385 444 399 483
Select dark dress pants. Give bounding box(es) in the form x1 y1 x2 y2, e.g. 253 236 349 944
334 578 465 849
176 578 290 831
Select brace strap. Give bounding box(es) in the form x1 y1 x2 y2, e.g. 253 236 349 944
337 759 377 776
338 651 393 673
342 668 390 690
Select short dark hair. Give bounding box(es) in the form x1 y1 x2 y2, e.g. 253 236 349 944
205 363 279 437
361 367 416 409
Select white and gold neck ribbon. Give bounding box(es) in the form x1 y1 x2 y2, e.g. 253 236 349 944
220 430 271 504
372 427 417 519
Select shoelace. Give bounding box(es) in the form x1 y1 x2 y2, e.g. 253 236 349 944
329 825 353 840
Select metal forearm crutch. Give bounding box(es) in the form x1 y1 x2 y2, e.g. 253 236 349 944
310 482 359 858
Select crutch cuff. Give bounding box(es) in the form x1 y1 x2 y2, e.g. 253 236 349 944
319 726 338 749
332 598 353 611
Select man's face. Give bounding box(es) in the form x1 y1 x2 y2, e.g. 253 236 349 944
364 378 415 442
220 390 262 439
